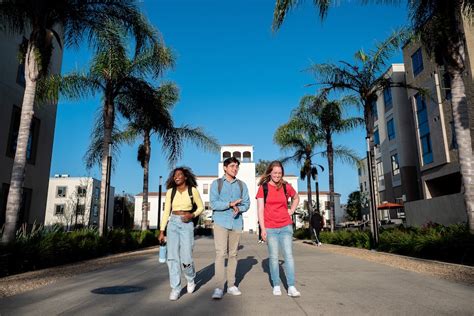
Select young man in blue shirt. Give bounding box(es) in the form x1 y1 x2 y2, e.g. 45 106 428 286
210 157 250 299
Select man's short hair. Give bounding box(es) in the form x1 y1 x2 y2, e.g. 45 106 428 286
223 157 240 167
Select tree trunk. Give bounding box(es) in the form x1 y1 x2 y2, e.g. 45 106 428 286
99 98 115 236
141 131 151 231
327 134 335 232
1 41 39 244
449 67 474 232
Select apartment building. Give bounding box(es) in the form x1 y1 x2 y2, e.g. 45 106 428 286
402 29 474 225
44 175 115 229
0 31 63 227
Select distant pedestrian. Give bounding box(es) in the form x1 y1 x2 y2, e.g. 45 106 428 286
311 211 324 246
158 167 204 301
210 157 250 299
256 160 301 297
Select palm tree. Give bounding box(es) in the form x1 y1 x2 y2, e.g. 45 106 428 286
41 21 174 236
115 82 219 230
274 116 323 215
0 0 158 243
409 1 474 231
292 93 362 231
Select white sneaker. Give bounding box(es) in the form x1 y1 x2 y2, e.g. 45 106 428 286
227 286 242 296
212 288 224 299
288 286 301 297
187 281 196 294
273 285 282 296
169 289 180 301
318 242 322 246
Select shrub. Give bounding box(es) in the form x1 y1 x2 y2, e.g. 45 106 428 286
293 228 311 240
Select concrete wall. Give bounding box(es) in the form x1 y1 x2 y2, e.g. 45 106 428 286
405 193 467 226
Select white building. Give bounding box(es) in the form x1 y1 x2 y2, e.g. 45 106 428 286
134 145 343 231
44 175 115 229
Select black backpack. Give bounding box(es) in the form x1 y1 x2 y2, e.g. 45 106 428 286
170 186 199 226
217 178 244 196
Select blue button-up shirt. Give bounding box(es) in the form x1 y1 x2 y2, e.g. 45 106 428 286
210 176 250 230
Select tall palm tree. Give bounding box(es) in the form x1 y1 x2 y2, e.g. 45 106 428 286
0 0 158 244
40 22 174 236
115 82 219 230
274 117 323 215
292 93 363 231
409 0 474 231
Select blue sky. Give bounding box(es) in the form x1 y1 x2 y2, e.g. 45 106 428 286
50 0 409 202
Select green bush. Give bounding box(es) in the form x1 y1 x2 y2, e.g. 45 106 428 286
0 226 161 277
294 224 473 266
293 228 311 240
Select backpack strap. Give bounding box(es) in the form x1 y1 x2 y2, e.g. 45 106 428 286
263 182 269 205
237 179 244 198
170 187 177 211
283 183 288 198
187 186 194 206
217 178 224 194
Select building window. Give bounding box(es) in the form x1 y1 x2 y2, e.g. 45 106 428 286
16 63 26 87
387 118 396 140
94 187 100 199
54 204 65 215
415 94 433 165
383 88 392 111
76 204 85 216
391 153 400 176
360 184 363 192
376 159 384 187
243 151 251 162
6 106 40 164
374 128 380 145
1 184 32 226
203 184 209 195
371 100 378 120
205 201 210 210
411 48 424 76
325 201 330 210
92 205 98 217
222 151 231 160
77 186 87 197
358 168 361 176
232 151 241 160
56 186 67 198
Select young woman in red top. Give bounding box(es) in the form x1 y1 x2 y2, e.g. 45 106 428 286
256 160 301 297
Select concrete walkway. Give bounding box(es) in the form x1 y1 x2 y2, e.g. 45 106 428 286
1 234 473 315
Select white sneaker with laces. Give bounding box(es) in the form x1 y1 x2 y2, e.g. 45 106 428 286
212 288 224 299
187 281 196 294
273 285 282 296
227 286 242 296
287 286 301 297
169 289 180 301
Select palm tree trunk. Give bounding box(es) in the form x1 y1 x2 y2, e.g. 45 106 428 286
141 131 151 231
449 67 474 232
99 99 114 236
1 42 39 244
327 135 335 232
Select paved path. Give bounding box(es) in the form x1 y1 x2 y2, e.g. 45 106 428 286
1 234 473 315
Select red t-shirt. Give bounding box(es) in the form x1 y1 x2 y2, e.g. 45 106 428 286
256 183 296 228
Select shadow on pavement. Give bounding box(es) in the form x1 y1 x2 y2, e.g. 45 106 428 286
261 258 288 290
235 256 258 287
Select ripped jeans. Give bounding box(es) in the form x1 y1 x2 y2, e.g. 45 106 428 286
166 214 195 290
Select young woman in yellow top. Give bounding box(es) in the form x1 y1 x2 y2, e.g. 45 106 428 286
158 167 204 301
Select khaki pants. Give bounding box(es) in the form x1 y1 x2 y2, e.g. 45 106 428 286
213 223 242 288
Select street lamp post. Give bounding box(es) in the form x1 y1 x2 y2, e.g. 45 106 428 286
103 142 112 235
157 176 163 230
122 190 125 228
366 137 379 246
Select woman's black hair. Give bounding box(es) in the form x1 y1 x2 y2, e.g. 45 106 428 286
165 166 198 189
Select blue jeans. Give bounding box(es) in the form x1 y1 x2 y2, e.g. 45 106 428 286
166 215 195 290
266 224 295 287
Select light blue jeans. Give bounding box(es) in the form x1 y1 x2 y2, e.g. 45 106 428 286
266 224 295 287
166 214 195 290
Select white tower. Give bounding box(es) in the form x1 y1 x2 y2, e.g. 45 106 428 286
218 145 257 232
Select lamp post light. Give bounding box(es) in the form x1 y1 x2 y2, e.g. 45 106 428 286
157 176 163 230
